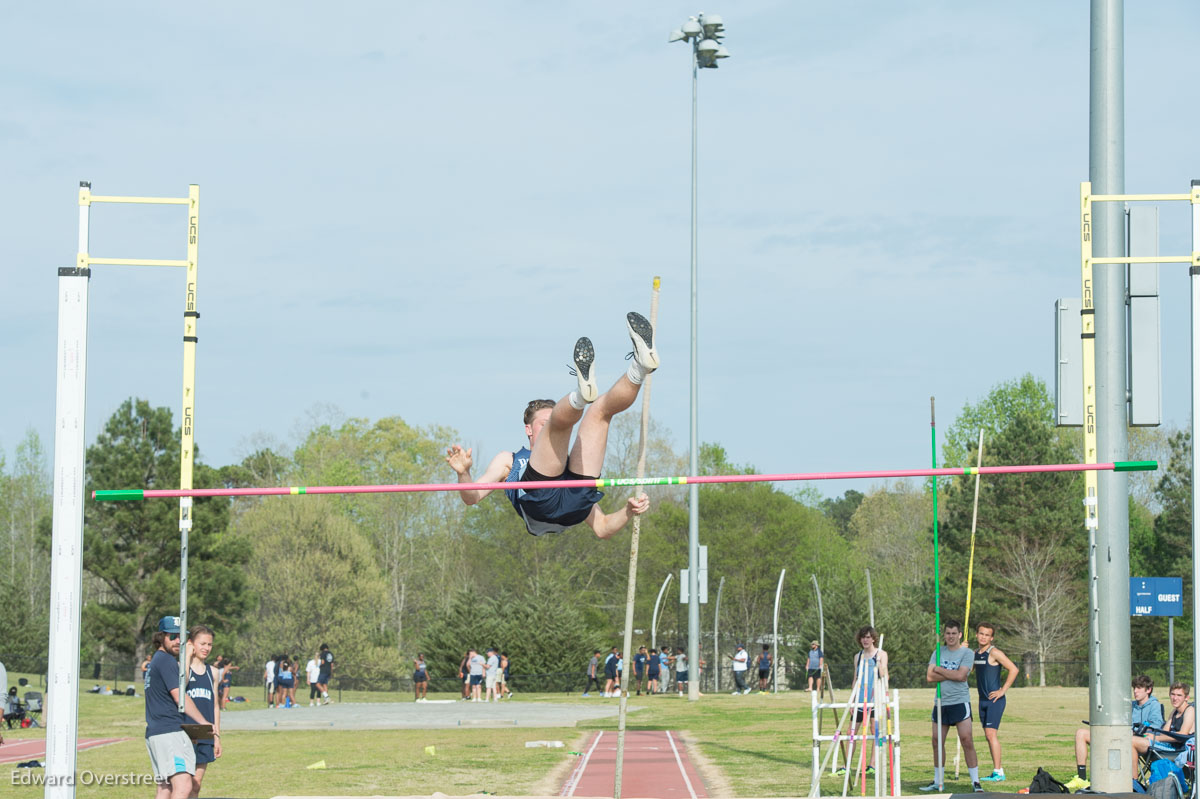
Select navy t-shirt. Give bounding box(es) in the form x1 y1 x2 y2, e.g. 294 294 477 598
319 650 333 677
145 650 184 738
634 653 648 674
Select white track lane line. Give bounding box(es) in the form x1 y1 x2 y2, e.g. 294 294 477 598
562 730 603 796
665 730 699 799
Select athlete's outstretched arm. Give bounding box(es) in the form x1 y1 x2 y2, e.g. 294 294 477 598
446 447 513 505
585 493 650 539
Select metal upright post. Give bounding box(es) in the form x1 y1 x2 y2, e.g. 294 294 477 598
1088 1 1132 790
652 573 673 653
686 35 702 703
45 182 93 799
177 185 200 708
1191 180 1200 717
772 569 785 694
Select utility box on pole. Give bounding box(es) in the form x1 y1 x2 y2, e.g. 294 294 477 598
680 545 708 604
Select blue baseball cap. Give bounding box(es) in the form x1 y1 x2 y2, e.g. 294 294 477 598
157 616 182 634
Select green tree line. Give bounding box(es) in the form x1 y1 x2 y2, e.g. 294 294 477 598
0 376 1189 688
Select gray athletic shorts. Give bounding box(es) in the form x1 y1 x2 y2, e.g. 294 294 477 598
146 731 196 782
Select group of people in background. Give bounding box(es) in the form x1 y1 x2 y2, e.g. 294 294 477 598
584 644 703 697
455 647 512 702
264 645 334 708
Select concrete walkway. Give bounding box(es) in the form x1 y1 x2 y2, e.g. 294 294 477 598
223 698 644 731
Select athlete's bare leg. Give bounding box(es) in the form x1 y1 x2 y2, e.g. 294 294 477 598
568 374 641 477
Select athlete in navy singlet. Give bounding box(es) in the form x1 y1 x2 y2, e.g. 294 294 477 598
972 623 1017 782
448 311 660 538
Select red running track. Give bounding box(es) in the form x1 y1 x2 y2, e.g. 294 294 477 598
560 730 707 799
0 736 126 764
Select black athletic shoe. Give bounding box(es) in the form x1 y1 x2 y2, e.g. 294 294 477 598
572 337 598 403
626 312 659 372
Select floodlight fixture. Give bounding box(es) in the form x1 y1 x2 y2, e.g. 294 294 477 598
715 46 730 59
669 29 686 43
681 18 702 38
699 13 724 35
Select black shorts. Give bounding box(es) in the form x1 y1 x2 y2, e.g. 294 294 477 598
648 670 660 680
470 674 483 686
413 672 427 684
758 670 771 679
518 464 604 529
604 664 618 679
933 702 971 725
318 672 330 684
807 669 822 679
676 671 688 682
194 740 215 765
979 697 1005 728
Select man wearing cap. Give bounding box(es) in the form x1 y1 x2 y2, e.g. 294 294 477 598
145 616 206 799
730 644 750 695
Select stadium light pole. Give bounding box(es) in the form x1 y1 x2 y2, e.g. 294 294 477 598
668 12 729 701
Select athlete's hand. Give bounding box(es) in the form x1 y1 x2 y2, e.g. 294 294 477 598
445 445 473 475
626 493 650 516
214 738 222 758
988 688 1006 701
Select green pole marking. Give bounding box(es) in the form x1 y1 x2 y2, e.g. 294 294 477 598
97 490 145 501
1113 460 1156 472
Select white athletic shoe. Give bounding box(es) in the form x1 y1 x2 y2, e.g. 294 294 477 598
572 337 599 403
626 312 659 372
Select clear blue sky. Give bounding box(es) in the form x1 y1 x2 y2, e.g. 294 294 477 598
2 3 1198 497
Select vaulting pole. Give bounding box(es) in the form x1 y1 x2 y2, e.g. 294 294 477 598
932 398 943 785
955 429 984 779
614 276 660 799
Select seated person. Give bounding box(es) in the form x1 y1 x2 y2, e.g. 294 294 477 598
1067 674 1164 791
1133 681 1195 758
3 686 25 728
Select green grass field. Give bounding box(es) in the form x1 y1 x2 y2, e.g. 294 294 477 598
2 680 1093 798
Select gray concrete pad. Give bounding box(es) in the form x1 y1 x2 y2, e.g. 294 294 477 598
224 699 645 731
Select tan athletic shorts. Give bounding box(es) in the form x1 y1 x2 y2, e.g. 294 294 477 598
146 731 196 782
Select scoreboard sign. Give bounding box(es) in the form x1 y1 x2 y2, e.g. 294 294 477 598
1130 577 1183 617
